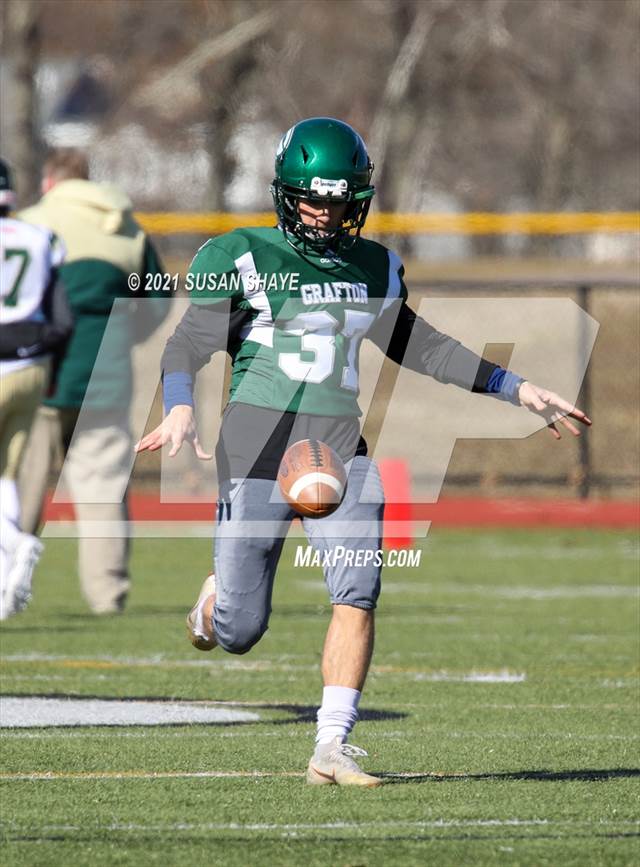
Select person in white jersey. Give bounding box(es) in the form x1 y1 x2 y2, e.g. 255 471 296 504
0 158 73 619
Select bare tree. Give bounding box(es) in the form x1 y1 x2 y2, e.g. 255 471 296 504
2 0 42 204
134 6 274 119
368 2 434 211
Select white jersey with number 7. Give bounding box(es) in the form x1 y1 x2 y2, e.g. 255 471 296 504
1 218 65 325
0 217 66 375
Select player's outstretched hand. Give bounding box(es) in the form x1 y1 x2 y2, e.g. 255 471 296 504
134 405 213 459
518 381 592 440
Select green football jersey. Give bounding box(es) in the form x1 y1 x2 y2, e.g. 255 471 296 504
188 227 407 416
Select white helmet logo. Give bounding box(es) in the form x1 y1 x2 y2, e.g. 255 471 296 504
276 126 295 156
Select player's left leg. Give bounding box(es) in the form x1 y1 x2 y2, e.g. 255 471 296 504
303 456 384 786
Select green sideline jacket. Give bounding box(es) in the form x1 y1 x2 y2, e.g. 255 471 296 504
20 180 169 409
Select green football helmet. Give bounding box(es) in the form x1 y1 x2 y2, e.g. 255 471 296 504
0 158 16 210
271 117 374 252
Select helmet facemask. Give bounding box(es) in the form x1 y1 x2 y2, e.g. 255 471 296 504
0 158 16 214
271 181 373 254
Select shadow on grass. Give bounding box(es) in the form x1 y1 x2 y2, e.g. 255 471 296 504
378 767 640 784
267 704 407 725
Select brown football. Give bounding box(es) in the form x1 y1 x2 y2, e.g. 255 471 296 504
277 439 348 518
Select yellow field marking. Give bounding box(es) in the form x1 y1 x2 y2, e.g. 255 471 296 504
0 657 288 672
1 657 204 671
58 660 121 670
136 211 640 236
1 656 523 679
1 655 636 679
0 656 520 679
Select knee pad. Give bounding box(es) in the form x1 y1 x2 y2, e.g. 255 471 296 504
212 603 268 655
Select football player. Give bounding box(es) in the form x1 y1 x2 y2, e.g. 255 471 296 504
136 118 590 786
0 158 73 619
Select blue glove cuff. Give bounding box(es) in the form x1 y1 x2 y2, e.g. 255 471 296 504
486 367 525 406
498 371 525 406
163 371 194 413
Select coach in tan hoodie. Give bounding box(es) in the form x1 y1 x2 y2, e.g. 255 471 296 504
19 149 169 614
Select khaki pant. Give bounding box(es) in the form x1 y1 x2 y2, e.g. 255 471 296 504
0 363 48 480
20 405 132 614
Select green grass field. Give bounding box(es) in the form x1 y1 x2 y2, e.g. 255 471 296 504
1 528 638 866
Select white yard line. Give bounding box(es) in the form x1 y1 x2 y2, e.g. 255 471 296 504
1 818 638 832
2 768 638 783
0 770 301 781
416 701 638 710
391 583 638 599
422 540 639 562
410 670 526 683
1 729 635 742
297 580 638 599
437 731 639 741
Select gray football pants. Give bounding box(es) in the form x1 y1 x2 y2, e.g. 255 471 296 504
213 456 385 654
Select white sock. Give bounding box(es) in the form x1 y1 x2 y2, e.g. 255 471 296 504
315 686 361 745
0 478 21 582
